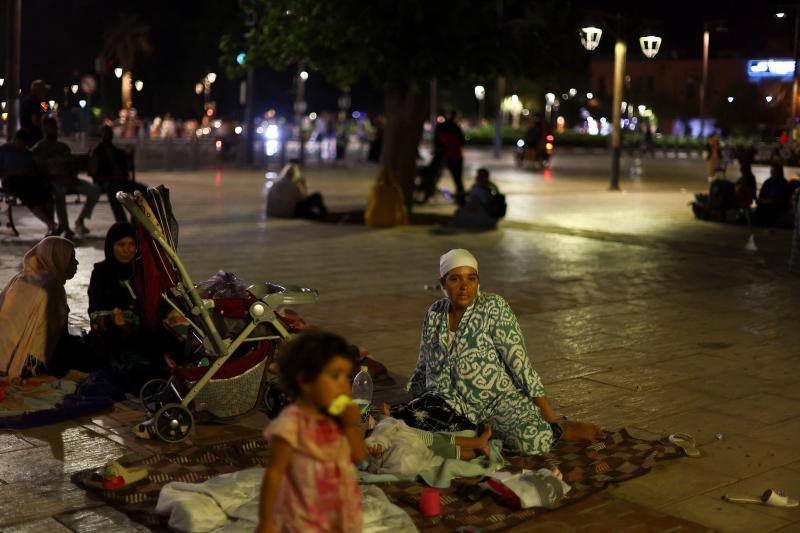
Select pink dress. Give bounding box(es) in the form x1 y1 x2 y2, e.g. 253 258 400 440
264 405 362 532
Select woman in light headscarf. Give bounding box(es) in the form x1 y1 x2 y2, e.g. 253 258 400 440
391 249 603 456
0 236 78 377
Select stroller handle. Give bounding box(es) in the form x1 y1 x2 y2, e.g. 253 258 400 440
116 191 163 239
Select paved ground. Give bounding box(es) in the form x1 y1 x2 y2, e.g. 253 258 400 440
1 149 799 531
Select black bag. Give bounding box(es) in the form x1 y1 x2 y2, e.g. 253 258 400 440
487 192 507 218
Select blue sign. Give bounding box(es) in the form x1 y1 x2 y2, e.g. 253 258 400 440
747 59 796 81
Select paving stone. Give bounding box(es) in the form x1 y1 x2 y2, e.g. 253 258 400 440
665 494 792 532
56 506 151 532
1 517 72 532
0 480 104 527
0 432 34 454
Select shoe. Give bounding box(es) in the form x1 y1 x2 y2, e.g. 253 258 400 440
61 228 75 240
44 226 60 237
74 220 90 236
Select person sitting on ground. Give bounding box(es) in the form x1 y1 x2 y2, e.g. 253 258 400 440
265 161 328 220
258 330 365 532
364 403 493 478
453 167 506 229
0 129 58 234
33 117 100 237
0 237 96 378
734 162 757 210
87 222 157 391
754 163 792 226
390 249 604 456
88 125 148 223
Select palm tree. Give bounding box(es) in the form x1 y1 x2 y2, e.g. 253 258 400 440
101 15 152 109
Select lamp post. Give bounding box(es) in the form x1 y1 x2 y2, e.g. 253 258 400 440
699 20 726 140
474 85 485 124
775 7 800 138
294 67 308 163
580 15 661 190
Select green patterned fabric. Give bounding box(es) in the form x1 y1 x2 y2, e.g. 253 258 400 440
407 292 555 455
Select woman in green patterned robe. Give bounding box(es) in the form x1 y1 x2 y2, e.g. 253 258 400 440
392 249 603 456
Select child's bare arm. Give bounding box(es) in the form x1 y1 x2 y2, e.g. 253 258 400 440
339 403 367 463
257 437 294 533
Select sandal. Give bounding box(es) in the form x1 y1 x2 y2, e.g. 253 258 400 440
723 489 799 508
82 461 148 490
668 432 701 457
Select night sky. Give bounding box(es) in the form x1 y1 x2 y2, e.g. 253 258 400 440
1 0 795 120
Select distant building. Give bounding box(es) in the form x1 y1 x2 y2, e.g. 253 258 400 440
588 57 796 137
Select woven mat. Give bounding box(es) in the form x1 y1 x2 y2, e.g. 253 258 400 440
73 428 682 530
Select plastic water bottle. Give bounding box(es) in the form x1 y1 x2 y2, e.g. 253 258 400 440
351 366 373 423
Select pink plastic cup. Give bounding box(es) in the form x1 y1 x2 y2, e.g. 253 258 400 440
419 487 442 516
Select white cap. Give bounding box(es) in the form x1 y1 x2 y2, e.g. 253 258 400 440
439 249 478 279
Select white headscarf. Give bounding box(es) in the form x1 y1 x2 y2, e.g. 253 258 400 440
439 249 478 279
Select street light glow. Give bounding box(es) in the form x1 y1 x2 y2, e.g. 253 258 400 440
0 78 4 87
236 52 247 65
79 99 87 108
639 35 662 58
114 67 123 78
727 96 734 103
586 92 594 99
580 26 602 51
135 80 144 92
195 83 203 95
474 85 485 100
207 72 217 83
766 95 773 102
776 11 787 18
70 84 78 94
299 71 309 81
637 104 646 114
48 100 55 109
545 92 556 104
569 88 577 97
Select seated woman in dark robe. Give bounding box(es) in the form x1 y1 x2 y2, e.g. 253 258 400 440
88 222 158 390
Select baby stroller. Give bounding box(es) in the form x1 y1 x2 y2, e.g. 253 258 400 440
117 186 317 442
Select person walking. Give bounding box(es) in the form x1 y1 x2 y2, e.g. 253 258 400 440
434 111 466 205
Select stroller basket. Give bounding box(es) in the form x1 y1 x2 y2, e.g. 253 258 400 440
167 342 272 419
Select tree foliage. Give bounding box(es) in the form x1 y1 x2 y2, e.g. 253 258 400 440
221 0 577 90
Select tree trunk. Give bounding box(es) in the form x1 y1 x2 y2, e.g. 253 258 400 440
379 85 427 210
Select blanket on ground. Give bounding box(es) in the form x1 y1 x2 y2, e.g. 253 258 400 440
72 428 684 531
156 467 416 532
0 371 117 429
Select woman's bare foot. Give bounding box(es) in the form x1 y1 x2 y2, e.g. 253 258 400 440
560 421 605 442
382 402 391 417
477 425 493 456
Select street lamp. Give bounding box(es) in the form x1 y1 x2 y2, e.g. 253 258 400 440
580 14 662 190
78 99 87 108
544 92 556 123
474 85 486 123
299 70 309 81
699 20 726 141
114 67 123 79
195 83 203 95
135 80 144 92
579 26 603 51
70 84 78 94
206 72 217 84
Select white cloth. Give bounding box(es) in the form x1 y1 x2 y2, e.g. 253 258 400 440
365 417 442 479
439 248 478 278
155 467 417 533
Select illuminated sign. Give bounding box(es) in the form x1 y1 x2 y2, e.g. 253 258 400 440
747 59 796 80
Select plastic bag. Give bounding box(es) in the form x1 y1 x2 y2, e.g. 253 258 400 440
196 271 250 299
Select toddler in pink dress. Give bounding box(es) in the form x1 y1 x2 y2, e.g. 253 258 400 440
258 331 367 533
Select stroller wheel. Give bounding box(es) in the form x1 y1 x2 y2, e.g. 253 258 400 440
140 378 171 414
153 403 194 443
